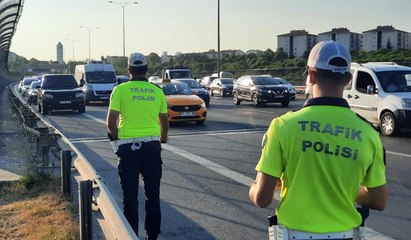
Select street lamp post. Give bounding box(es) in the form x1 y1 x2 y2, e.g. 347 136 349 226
79 26 99 61
108 1 138 64
65 38 81 62
217 0 221 78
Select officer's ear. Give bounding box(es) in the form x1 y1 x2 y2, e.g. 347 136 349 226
308 69 316 84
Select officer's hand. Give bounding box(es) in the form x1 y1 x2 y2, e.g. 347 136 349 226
161 137 168 143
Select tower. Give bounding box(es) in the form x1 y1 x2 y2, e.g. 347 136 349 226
57 42 63 64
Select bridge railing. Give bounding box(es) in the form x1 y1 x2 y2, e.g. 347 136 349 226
8 82 138 240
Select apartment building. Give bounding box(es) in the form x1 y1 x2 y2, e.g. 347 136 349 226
277 30 318 58
362 25 411 52
318 28 361 52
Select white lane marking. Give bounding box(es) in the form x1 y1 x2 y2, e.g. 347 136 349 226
386 151 411 158
162 144 255 187
84 113 106 125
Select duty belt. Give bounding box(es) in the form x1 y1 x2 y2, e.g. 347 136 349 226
117 136 160 146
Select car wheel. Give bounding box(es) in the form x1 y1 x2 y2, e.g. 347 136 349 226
220 89 224 97
196 120 205 125
78 104 86 113
252 93 261 107
281 100 290 107
233 92 241 105
380 112 400 136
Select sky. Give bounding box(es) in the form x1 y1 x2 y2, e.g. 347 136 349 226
9 0 411 62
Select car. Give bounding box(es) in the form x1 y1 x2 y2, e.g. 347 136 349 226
116 75 129 85
209 78 235 97
232 75 291 107
199 76 215 90
155 80 207 125
176 79 210 106
20 76 39 96
343 62 411 136
275 77 296 100
27 80 41 105
37 74 86 115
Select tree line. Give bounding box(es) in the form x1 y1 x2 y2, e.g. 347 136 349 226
8 48 411 85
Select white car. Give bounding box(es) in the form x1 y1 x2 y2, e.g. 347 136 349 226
343 62 411 136
275 77 296 100
20 76 39 97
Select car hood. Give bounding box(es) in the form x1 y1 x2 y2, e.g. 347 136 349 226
166 94 204 105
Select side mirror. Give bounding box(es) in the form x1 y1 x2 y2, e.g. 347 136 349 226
80 79 85 85
366 85 374 95
217 83 221 86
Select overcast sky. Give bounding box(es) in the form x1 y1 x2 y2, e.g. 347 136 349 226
9 0 411 61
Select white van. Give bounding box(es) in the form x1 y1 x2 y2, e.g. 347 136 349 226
343 62 411 136
74 63 117 104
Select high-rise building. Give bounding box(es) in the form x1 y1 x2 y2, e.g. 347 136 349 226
318 28 361 52
362 25 411 52
57 42 63 64
277 30 318 58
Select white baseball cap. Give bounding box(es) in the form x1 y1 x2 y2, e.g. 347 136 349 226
307 41 351 74
128 52 147 67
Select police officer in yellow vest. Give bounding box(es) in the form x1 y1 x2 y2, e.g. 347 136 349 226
106 52 168 240
249 41 387 240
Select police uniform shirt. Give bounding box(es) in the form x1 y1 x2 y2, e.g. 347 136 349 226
256 97 386 233
109 80 167 139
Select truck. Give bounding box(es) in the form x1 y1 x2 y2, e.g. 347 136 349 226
74 62 117 105
343 62 411 136
161 66 194 80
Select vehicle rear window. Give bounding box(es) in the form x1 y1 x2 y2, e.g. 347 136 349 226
42 75 78 89
220 79 234 84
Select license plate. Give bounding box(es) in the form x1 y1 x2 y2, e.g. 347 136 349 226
100 96 109 100
273 95 284 98
180 112 195 116
59 100 71 104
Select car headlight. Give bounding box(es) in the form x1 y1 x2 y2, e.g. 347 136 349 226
75 92 85 98
259 89 268 93
44 94 54 98
402 98 411 108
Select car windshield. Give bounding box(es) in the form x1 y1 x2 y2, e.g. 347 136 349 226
220 79 234 84
252 76 280 85
86 71 116 83
42 75 78 89
162 82 193 95
377 71 411 93
275 78 288 84
23 78 38 86
181 80 202 88
30 81 40 89
169 70 193 79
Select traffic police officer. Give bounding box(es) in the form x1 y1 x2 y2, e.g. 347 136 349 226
106 52 168 240
249 41 387 239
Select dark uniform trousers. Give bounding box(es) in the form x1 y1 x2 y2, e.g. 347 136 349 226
117 141 162 238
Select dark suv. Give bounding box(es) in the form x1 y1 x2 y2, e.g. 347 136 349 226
37 74 86 115
233 75 290 107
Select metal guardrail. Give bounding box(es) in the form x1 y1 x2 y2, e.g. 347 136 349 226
8 82 138 240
